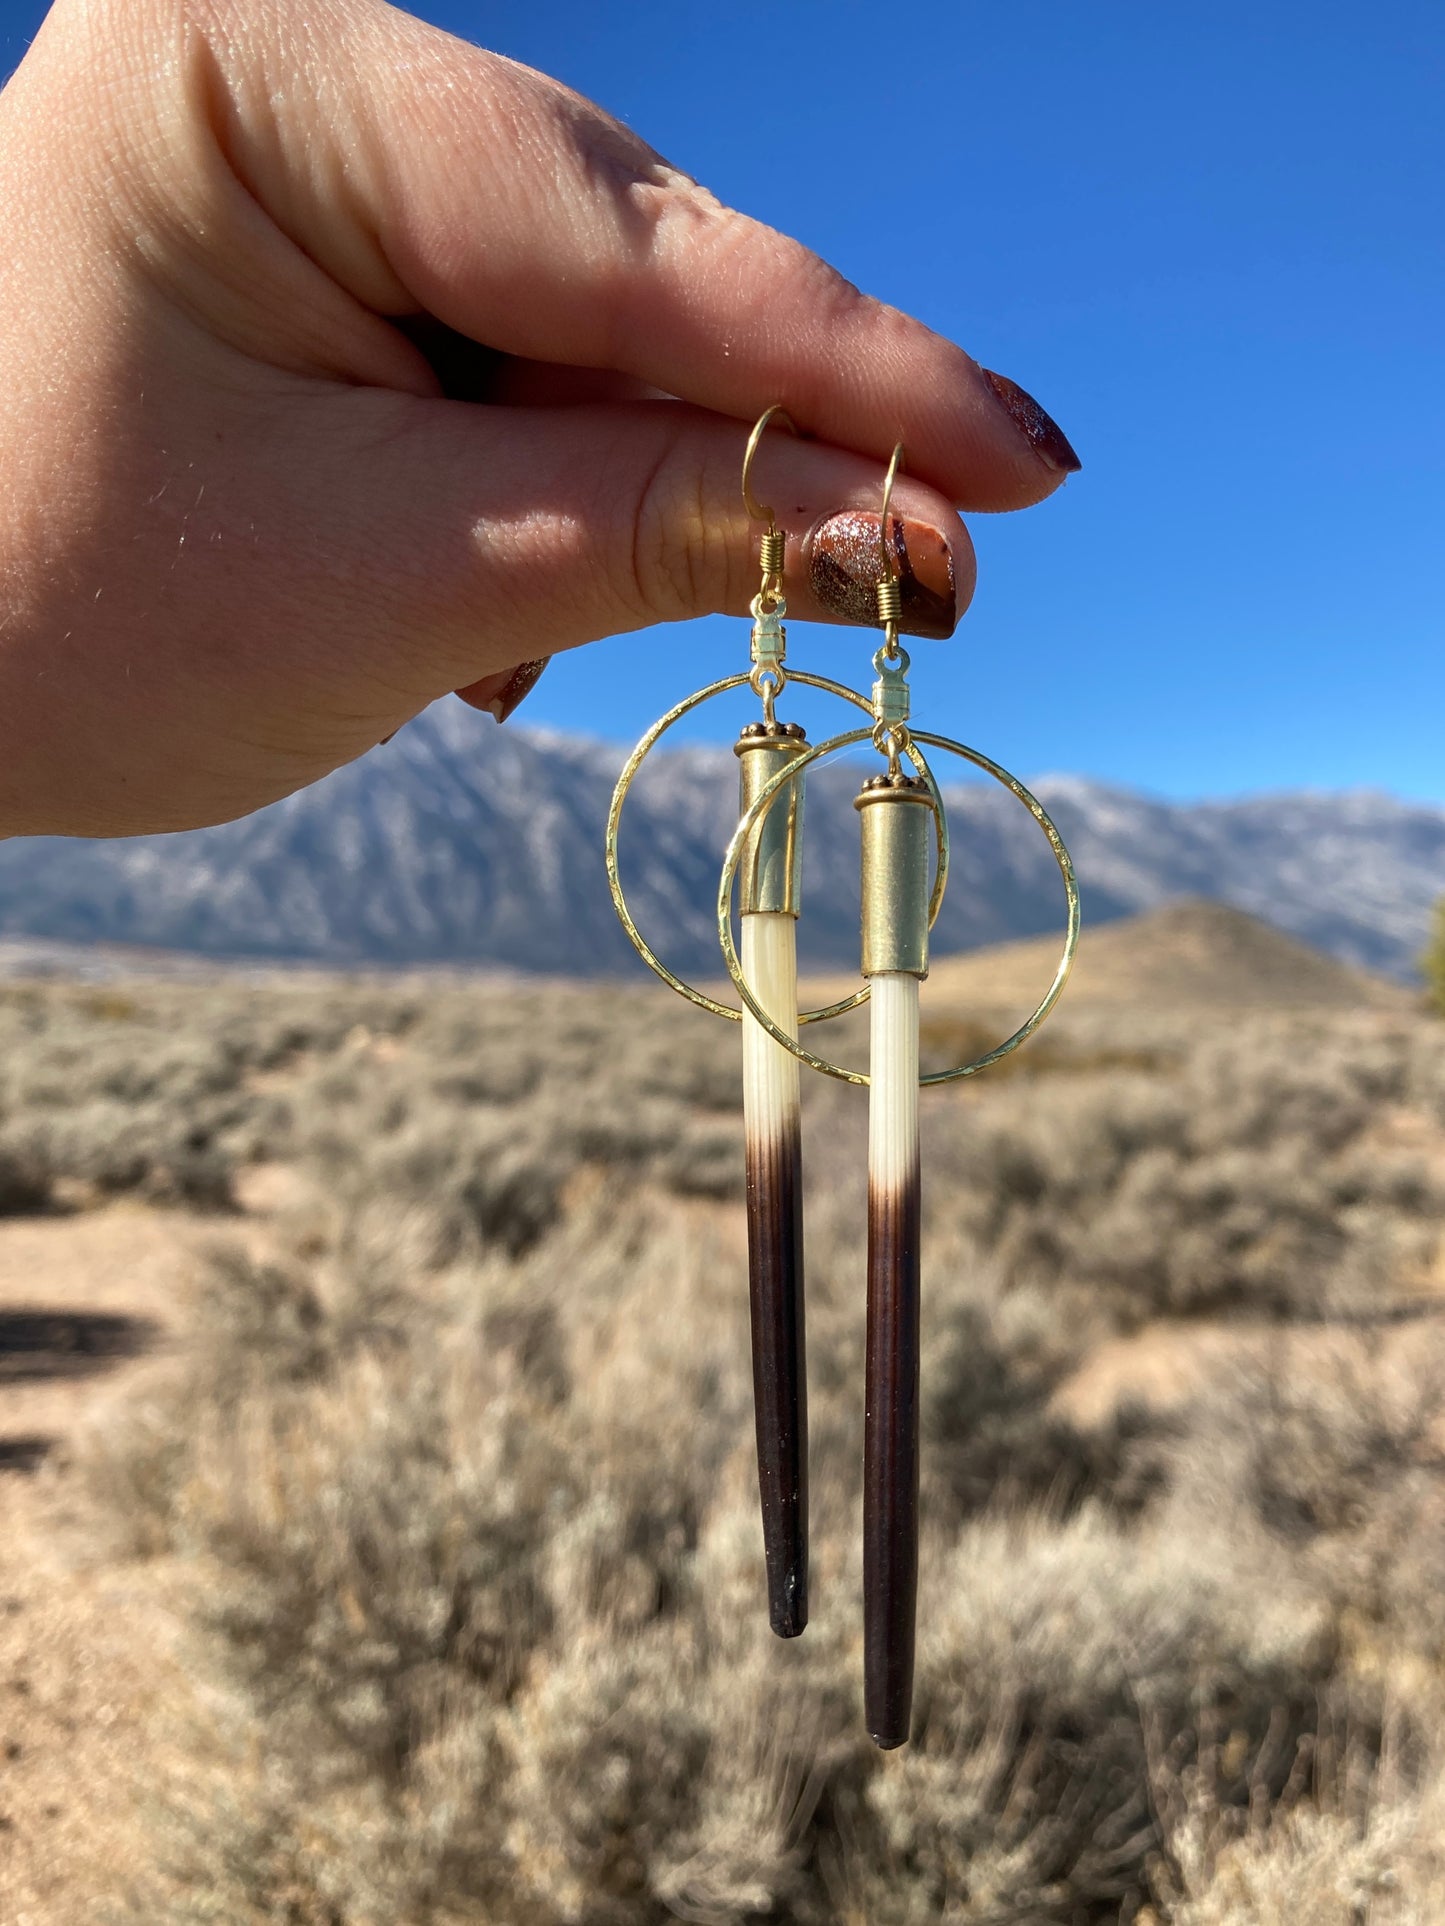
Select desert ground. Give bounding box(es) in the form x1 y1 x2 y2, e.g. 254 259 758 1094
2 901 1444 1923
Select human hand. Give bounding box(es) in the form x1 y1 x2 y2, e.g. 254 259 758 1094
0 0 1078 837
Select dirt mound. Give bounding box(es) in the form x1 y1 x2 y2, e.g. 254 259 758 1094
916 899 1411 1014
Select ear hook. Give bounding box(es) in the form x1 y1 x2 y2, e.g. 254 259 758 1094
743 409 800 719
742 404 798 530
878 442 905 580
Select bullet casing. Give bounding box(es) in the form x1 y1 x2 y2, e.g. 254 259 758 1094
735 726 808 916
856 780 933 979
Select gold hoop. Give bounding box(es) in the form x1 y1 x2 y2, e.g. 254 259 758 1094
606 673 951 1023
741 405 797 527
717 728 1080 1085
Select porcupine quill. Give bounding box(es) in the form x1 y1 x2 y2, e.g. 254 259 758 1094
736 720 810 1636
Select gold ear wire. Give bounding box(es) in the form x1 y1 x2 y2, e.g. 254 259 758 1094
742 405 797 586
742 404 797 525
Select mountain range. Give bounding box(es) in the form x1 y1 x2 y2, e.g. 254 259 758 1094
0 701 1438 979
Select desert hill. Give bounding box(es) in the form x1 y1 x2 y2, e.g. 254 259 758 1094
807 900 1413 1019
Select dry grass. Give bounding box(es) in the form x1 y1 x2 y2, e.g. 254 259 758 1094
0 964 1443 1920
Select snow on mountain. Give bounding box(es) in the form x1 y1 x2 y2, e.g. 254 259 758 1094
0 702 1438 979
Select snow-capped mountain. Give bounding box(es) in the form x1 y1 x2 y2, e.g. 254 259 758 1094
0 702 1438 979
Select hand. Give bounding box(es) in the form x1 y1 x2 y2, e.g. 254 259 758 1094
0 0 1079 837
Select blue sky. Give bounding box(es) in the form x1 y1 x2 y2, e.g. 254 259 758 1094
3 0 1441 802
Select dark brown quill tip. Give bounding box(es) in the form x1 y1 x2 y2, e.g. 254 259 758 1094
745 1116 809 1638
980 368 1082 475
771 1569 807 1640
863 1167 921 1748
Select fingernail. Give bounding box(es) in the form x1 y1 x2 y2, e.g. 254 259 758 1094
484 657 551 723
980 369 1081 474
808 513 957 638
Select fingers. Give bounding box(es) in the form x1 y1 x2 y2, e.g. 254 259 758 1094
294 396 976 709
1 388 970 834
183 0 1079 513
0 0 1073 843
390 319 662 411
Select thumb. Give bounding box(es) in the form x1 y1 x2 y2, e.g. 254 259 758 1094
286 395 974 715
18 388 969 835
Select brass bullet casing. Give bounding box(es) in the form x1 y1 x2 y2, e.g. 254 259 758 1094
856 775 933 979
735 722 808 916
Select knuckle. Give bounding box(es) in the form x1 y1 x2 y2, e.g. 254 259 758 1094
622 436 728 624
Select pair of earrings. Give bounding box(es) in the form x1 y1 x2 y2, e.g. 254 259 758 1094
606 407 1079 1748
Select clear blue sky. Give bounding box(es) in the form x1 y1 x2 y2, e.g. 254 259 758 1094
3 0 1442 802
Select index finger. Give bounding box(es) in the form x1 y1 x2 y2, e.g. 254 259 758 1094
193 0 1080 511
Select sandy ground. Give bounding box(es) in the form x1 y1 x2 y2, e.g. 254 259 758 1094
0 1206 213 1921
1 1103 1440 1918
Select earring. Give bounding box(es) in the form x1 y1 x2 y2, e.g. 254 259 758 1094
735 405 810 1637
856 446 932 1749
607 407 879 1639
718 442 1081 1748
610 412 1081 1749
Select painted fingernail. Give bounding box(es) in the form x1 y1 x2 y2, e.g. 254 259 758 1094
808 513 957 638
485 657 551 723
980 369 1081 474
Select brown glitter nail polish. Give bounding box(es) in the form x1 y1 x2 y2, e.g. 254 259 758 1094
980 369 1081 474
486 657 551 723
808 514 957 639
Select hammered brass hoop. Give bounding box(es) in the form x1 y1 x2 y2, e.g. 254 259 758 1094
606 673 950 1023
718 729 1080 1085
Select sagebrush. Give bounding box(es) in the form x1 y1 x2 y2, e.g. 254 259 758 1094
2 970 1441 1921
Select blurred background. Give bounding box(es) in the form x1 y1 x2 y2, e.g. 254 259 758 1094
2 5 1445 1924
